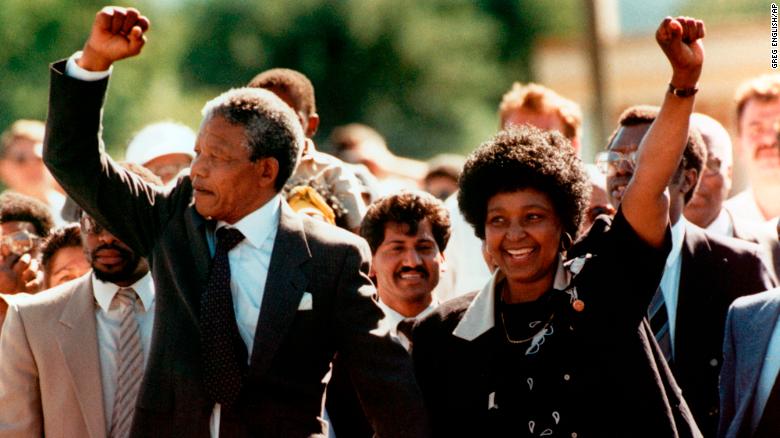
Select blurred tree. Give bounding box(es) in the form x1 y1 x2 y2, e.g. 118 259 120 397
180 0 558 158
0 0 207 156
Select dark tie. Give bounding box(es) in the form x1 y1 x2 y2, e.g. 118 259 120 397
648 286 673 363
754 375 780 438
200 227 247 407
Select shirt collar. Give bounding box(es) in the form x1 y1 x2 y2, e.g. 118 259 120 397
452 255 569 341
666 217 687 267
92 271 155 313
704 208 733 237
377 297 438 328
216 194 282 248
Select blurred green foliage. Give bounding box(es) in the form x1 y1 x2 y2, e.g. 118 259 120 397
0 0 565 159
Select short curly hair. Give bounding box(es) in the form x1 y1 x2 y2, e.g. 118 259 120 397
360 190 451 254
248 68 317 120
458 126 590 240
202 87 304 191
0 191 54 237
40 223 82 284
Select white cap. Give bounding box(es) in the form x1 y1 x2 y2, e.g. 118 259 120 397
125 121 196 165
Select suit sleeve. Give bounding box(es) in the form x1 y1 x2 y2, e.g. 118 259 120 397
43 60 172 256
333 239 431 438
717 304 738 438
0 304 43 437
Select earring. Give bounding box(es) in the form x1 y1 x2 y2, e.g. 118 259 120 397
559 232 573 252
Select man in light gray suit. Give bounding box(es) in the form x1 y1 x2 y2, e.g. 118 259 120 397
719 288 780 437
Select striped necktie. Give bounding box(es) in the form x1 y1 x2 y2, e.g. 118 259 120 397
109 287 144 438
648 286 673 363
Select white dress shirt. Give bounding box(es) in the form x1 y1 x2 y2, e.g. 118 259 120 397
206 195 281 437
376 298 437 351
660 217 687 357
724 188 779 225
702 208 734 238
751 315 780 430
93 271 156 432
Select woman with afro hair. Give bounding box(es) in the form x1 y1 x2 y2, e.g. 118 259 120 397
411 16 706 437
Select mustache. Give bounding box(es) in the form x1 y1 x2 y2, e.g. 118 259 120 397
396 266 428 276
91 243 133 259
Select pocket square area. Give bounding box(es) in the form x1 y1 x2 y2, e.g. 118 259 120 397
297 292 313 310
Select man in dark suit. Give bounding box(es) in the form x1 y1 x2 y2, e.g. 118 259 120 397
719 287 780 438
43 7 428 437
327 191 450 437
604 105 777 436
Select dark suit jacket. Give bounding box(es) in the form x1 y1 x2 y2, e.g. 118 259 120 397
718 288 780 438
671 223 777 437
43 60 429 438
412 212 701 438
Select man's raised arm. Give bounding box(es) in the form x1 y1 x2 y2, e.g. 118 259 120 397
43 7 168 256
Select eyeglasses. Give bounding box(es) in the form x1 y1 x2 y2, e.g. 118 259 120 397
0 229 40 257
595 150 639 175
81 214 106 235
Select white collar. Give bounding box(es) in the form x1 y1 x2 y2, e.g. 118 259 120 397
452 256 571 341
92 271 155 313
703 208 733 237
377 297 437 327
217 195 281 248
666 217 687 268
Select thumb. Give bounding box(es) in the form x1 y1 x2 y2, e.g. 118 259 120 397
128 26 146 52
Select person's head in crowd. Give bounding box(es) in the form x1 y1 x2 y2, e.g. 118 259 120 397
499 82 583 152
423 154 465 200
735 74 780 176
581 165 616 235
40 223 89 289
125 121 196 184
248 68 320 139
0 191 54 260
191 87 304 224
0 120 58 203
360 191 450 317
684 113 734 228
601 105 706 224
329 123 392 174
458 126 589 296
80 162 161 286
0 191 55 294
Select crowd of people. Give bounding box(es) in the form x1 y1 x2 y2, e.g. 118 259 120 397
0 6 778 438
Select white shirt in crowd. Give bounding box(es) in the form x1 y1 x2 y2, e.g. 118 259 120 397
724 188 779 225
93 271 156 432
659 217 687 358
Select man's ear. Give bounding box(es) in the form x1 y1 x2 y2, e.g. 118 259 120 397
255 157 280 189
306 113 320 138
681 168 699 197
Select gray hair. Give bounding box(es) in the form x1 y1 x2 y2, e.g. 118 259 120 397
201 87 304 191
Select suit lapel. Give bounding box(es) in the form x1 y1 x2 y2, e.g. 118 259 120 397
675 224 713 355
56 275 107 438
249 203 311 378
183 205 210 320
737 294 780 421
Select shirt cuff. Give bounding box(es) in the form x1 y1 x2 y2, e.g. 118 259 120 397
65 51 112 81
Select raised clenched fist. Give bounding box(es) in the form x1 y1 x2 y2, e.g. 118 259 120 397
78 6 150 72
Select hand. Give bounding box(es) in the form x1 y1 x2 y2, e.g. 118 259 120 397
655 16 705 89
78 6 150 72
0 253 43 294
